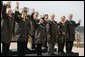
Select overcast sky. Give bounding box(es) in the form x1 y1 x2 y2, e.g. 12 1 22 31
3 1 84 26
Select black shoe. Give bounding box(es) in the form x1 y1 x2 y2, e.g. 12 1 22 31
58 52 62 55
37 55 43 56
70 52 75 54
61 51 66 54
25 48 31 52
1 50 12 56
66 51 71 53
8 50 13 52
66 51 74 53
32 45 36 49
50 53 57 56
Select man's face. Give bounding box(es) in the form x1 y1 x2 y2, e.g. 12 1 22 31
68 14 73 20
61 16 65 21
36 13 39 17
23 7 28 14
51 15 55 20
39 19 44 24
45 15 48 20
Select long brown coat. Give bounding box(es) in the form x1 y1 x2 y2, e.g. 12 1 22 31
57 22 67 44
47 20 58 44
34 24 47 44
66 20 80 41
1 5 15 44
14 11 31 42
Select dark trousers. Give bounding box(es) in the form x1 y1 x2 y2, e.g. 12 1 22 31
2 42 10 56
48 43 55 55
66 41 74 53
58 42 64 53
42 40 48 49
32 36 35 49
17 41 25 56
36 44 42 56
24 38 28 50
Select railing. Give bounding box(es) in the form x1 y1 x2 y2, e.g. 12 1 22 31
75 32 84 48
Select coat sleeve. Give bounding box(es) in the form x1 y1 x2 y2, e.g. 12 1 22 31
14 11 21 23
74 21 80 27
35 29 40 38
57 22 62 36
1 1 3 13
2 4 7 19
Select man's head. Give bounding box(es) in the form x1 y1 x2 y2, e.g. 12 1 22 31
22 7 28 14
44 14 48 20
68 13 73 20
39 19 44 24
36 12 39 18
61 16 65 22
50 14 55 20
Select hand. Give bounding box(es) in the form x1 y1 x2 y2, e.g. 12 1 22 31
62 32 65 35
32 8 35 13
6 1 11 6
78 19 81 23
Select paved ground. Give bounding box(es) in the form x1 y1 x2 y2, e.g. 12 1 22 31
1 42 84 56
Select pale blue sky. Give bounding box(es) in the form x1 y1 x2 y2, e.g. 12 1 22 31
3 1 84 26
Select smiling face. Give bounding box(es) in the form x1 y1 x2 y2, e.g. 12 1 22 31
61 16 65 22
39 19 44 24
50 14 55 20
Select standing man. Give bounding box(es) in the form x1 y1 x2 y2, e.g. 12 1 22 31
66 13 81 53
1 1 15 56
47 14 58 56
34 18 47 56
57 16 67 54
30 10 39 49
15 2 31 56
42 14 49 50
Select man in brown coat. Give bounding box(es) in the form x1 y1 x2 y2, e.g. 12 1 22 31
1 2 15 56
47 14 58 56
66 13 81 53
34 18 47 56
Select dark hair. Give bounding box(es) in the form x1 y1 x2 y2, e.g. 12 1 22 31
44 14 48 17
43 14 48 20
61 16 66 19
36 12 39 14
22 7 28 13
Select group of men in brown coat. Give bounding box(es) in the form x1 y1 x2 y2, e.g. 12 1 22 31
1 1 81 56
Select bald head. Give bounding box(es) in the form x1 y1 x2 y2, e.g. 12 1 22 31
50 14 55 20
68 13 73 20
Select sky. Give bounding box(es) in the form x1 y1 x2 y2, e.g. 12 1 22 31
3 1 84 26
